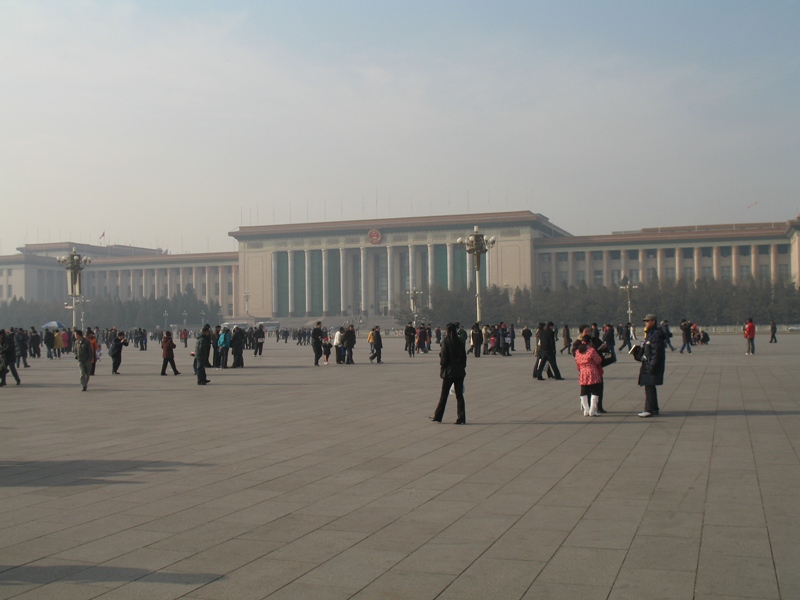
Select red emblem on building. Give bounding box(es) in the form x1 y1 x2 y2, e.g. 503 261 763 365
368 229 382 245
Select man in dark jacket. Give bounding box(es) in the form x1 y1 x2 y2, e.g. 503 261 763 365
109 331 129 374
368 325 383 364
430 323 467 424
74 329 93 391
536 322 563 380
230 327 245 368
638 314 666 418
404 322 416 357
311 321 324 366
679 319 692 354
195 326 211 385
343 325 357 364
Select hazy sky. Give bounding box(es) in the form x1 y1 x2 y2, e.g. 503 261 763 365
2 1 799 254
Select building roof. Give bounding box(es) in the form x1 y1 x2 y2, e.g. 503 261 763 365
229 211 573 240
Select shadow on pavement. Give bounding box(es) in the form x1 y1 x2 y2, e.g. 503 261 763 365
0 459 210 487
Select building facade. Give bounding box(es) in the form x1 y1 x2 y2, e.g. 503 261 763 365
2 212 799 320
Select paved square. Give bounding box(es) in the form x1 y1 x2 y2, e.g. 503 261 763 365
1 332 798 598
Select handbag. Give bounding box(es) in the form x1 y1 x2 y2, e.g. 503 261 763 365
600 350 616 367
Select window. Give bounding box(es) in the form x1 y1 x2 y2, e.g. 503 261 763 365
574 252 585 262
628 250 639 260
647 267 657 281
591 251 603 261
683 267 695 281
721 266 731 280
6 285 11 297
201 283 207 296
664 248 675 258
779 264 790 280
593 270 604 286
611 269 621 285
701 247 713 258
682 248 694 259
720 247 732 258
665 267 676 281
758 265 770 282
739 265 751 281
214 283 220 295
0 286 3 298
702 266 713 279
610 250 620 260
738 246 750 256
646 249 657 259
558 271 568 285
557 252 568 262
778 244 790 254
576 270 585 284
227 282 233 295
628 269 639 283
6 269 12 276
539 253 551 263
759 245 770 255
541 272 552 288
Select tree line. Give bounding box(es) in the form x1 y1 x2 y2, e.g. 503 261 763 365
0 289 222 330
395 277 800 327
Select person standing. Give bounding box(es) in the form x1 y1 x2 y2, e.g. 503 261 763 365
471 323 483 358
333 327 345 364
368 325 383 363
0 329 21 386
538 322 564 380
660 320 676 351
638 314 666 418
230 326 245 368
574 330 603 417
195 326 211 385
343 325 357 364
404 322 416 357
161 330 180 376
43 328 55 359
15 328 30 369
110 331 129 374
254 324 265 356
521 325 532 351
744 318 756 355
430 323 467 424
679 319 693 354
73 329 93 391
312 321 324 366
218 327 231 368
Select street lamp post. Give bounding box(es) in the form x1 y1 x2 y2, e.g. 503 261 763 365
163 310 169 331
406 288 423 325
619 277 638 323
57 247 91 330
182 310 187 327
457 226 496 325
200 310 206 325
243 289 250 317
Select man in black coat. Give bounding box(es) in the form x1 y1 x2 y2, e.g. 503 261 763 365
195 326 211 385
537 322 563 380
638 314 666 418
343 325 357 364
368 325 383 363
109 331 129 374
430 323 467 424
311 321 324 366
404 322 416 357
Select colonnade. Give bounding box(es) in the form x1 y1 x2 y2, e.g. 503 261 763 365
271 243 488 318
538 242 789 287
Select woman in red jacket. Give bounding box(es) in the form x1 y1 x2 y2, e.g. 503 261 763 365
574 325 604 417
161 331 180 376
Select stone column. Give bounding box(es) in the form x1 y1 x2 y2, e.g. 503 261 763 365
339 248 347 316
693 247 700 282
639 249 647 282
751 244 759 281
360 246 368 315
305 249 313 317
620 249 628 283
287 251 295 317
731 245 740 284
567 252 575 287
218 266 225 315
713 246 721 280
386 246 394 315
446 243 454 291
770 244 779 282
427 244 435 307
142 268 149 299
603 250 611 287
408 244 415 292
272 252 279 318
118 270 123 298
204 268 210 306
232 264 238 317
179 267 184 295
191 266 198 298
656 248 664 281
321 249 329 317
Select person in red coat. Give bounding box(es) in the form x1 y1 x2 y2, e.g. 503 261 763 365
744 318 756 355
161 331 180 376
574 326 603 417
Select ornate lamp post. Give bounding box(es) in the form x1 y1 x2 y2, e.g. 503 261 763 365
57 248 91 329
163 310 169 331
243 289 251 317
182 310 187 327
457 226 496 324
200 309 206 324
406 288 423 324
619 276 638 323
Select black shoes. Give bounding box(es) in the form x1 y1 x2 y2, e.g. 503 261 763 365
454 421 466 425
429 416 441 423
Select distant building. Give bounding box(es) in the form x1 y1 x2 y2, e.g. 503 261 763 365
1 212 799 319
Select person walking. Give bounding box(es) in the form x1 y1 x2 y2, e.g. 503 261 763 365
73 329 93 391
0 329 21 386
679 319 693 353
768 320 777 344
404 322 416 357
559 324 572 355
160 330 180 376
254 324 265 355
430 323 467 425
538 322 564 380
638 314 666 418
195 326 211 385
368 325 383 363
312 321 324 366
343 325 357 364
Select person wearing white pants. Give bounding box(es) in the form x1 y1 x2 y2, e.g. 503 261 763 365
574 325 604 417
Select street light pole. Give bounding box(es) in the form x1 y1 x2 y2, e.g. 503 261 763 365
163 310 169 331
243 289 250 317
457 226 496 325
406 288 423 325
619 277 638 323
57 247 91 330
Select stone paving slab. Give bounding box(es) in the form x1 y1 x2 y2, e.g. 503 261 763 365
1 333 799 599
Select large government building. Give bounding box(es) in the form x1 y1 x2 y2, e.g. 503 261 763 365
2 211 799 319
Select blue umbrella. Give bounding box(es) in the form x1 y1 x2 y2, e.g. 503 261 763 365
42 321 67 329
